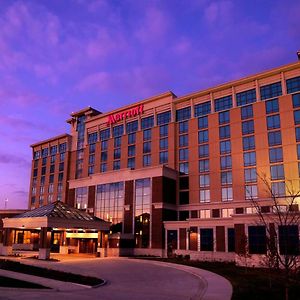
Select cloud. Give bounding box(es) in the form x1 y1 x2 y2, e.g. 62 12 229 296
204 1 233 25
0 152 31 168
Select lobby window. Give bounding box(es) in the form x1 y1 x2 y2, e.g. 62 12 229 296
179 162 189 174
199 159 209 173
113 124 124 137
179 120 189 133
268 131 282 146
101 151 107 162
159 125 168 137
199 174 210 187
128 145 136 157
243 135 255 151
159 151 168 164
179 191 189 205
214 95 232 112
220 155 232 170
219 125 230 139
200 229 214 251
113 160 120 170
265 98 279 114
114 136 121 148
279 225 299 255
248 226 267 254
143 154 151 167
294 110 300 125
114 148 121 159
244 151 256 166
292 93 300 108
198 116 208 129
228 228 235 252
194 101 211 117
269 147 283 163
220 140 231 154
199 144 209 158
242 120 254 135
198 130 209 143
88 132 98 144
200 190 210 203
143 129 152 141
270 164 285 180
101 140 108 151
100 163 107 173
127 157 135 169
267 115 281 130
176 107 191 122
271 181 286 197
143 141 151 153
286 76 300 94
245 185 258 199
88 165 94 175
221 171 232 185
75 186 88 209
50 145 57 155
179 134 188 147
100 128 110 141
157 111 171 125
218 111 230 124
241 104 253 120
179 149 188 161
159 138 168 150
236 89 256 107
244 168 257 183
260 82 282 100
222 187 233 201
126 120 138 134
128 133 136 145
141 115 154 129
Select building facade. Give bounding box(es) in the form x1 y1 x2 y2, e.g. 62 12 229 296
28 60 300 260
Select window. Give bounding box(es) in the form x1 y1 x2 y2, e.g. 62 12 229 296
128 133 136 144
198 130 209 143
42 157 47 166
100 128 110 140
270 164 285 180
220 155 232 169
41 166 46 175
268 131 282 146
214 95 232 112
50 164 55 173
222 208 234 218
179 149 188 161
143 154 151 167
126 120 138 133
41 148 48 157
112 124 124 137
292 93 300 108
49 174 54 183
101 151 107 161
159 125 168 137
286 76 300 94
141 116 154 129
221 171 232 185
33 168 38 177
179 191 189 205
114 148 121 159
243 136 255 150
265 98 279 114
199 174 210 187
89 143 96 154
60 153 65 162
200 190 210 203
100 163 107 172
143 141 151 153
260 82 282 100
114 136 121 148
267 115 281 130
236 89 256 106
222 187 233 201
143 129 151 141
227 228 235 252
219 125 230 139
220 140 231 154
33 151 40 160
199 159 209 172
244 168 257 183
296 127 300 142
200 209 210 219
88 165 94 175
101 140 108 151
179 177 189 190
58 172 63 182
294 110 300 125
128 145 136 157
176 107 191 121
241 104 253 120
127 157 135 169
245 185 258 199
194 101 211 117
179 211 189 220
179 134 188 147
179 121 188 133
200 229 214 251
50 145 57 155
219 111 230 124
244 151 256 166
297 144 300 160
279 225 299 255
48 183 54 194
88 132 98 144
157 111 171 125
198 116 208 129
198 144 209 158
271 181 285 197
89 155 95 165
179 162 189 174
160 138 168 150
159 151 168 164
113 160 120 170
242 120 254 135
248 226 267 254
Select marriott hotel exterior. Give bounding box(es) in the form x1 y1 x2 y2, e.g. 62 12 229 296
28 60 300 260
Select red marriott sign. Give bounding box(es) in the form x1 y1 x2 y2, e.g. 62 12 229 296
107 104 144 126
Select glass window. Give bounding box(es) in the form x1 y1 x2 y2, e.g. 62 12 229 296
220 155 232 170
271 181 285 197
221 171 232 185
267 115 281 130
214 95 232 112
50 164 55 173
127 157 135 169
270 164 285 180
160 138 168 150
50 145 57 155
128 133 136 144
41 148 48 157
294 110 300 125
101 140 108 151
41 166 46 175
179 120 188 133
265 98 279 114
143 141 151 153
220 140 231 154
286 76 300 94
241 104 253 120
200 190 210 203
260 82 282 100
199 174 210 187
159 124 168 137
89 143 96 154
198 130 209 143
60 153 65 162
141 116 154 129
179 134 188 147
88 132 98 144
176 107 191 121
242 120 254 135
58 172 63 182
101 151 107 161
114 136 121 148
114 148 121 159
200 209 210 219
248 226 267 254
244 151 256 166
292 93 300 108
236 89 256 106
227 228 235 252
100 163 107 172
89 154 95 165
126 120 138 133
244 168 257 183
128 145 136 157
198 116 208 129
157 111 171 125
159 151 168 164
33 150 41 160
278 225 299 255
199 144 209 158
88 165 94 175
194 101 211 117
42 157 47 166
243 136 255 150
179 149 188 161
222 187 233 201
100 128 110 140
268 131 282 146
143 129 152 141
218 111 230 124
297 144 300 160
179 162 189 174
269 147 283 163
296 127 300 142
143 154 151 167
112 124 124 137
113 160 120 170
199 159 209 172
245 185 258 199
49 174 54 183
219 125 230 139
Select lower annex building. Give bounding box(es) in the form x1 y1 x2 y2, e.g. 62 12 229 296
26 59 300 261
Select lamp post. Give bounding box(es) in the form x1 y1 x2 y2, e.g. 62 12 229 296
4 198 8 209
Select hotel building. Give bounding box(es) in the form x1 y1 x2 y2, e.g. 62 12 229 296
27 60 300 260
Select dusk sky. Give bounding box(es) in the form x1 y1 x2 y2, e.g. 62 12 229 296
0 0 299 209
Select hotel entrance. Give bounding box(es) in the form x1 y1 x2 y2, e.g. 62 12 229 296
79 238 97 253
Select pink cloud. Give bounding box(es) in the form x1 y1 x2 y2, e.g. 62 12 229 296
76 71 111 91
204 1 233 25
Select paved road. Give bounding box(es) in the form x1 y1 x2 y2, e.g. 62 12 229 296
0 258 206 300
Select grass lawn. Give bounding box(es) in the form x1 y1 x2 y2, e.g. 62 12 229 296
143 258 300 300
0 275 49 289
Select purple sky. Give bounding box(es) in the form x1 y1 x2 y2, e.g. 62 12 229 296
0 0 299 209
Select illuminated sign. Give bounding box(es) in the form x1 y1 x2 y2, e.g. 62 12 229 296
107 104 144 126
